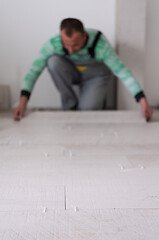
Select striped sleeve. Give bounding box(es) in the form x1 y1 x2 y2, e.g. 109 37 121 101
95 34 143 98
21 39 55 95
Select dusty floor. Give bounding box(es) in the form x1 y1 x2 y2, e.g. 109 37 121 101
0 110 159 239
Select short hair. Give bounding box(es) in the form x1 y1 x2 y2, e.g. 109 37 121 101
60 18 85 37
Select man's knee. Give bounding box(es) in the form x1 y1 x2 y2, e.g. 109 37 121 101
47 55 64 72
78 99 105 110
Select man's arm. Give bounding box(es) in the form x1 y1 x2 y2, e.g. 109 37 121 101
95 34 153 120
13 38 57 120
13 96 28 121
22 39 55 95
139 97 152 121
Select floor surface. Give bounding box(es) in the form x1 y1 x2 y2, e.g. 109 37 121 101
0 110 159 239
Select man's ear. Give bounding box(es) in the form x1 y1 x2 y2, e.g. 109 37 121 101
83 32 87 40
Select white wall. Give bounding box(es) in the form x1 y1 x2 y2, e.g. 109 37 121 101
0 0 116 109
144 0 159 108
117 0 159 110
117 0 146 110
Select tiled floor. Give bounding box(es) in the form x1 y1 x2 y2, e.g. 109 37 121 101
0 110 159 239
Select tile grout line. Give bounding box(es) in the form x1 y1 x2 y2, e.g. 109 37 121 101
64 186 67 210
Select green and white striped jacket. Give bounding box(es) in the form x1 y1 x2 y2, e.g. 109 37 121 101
21 29 144 101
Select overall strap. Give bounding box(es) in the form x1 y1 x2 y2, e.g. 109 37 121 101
88 31 102 58
63 47 69 55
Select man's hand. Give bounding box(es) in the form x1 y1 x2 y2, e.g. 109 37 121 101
139 97 152 121
13 96 28 121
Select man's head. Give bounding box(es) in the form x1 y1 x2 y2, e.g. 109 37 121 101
60 18 87 54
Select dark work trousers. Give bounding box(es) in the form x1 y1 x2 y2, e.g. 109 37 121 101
47 55 111 110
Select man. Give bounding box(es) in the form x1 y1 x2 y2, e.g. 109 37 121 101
14 18 152 120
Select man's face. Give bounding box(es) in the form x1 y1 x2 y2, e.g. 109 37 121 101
61 30 87 54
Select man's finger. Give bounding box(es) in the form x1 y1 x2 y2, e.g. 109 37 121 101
145 109 152 122
14 110 21 121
